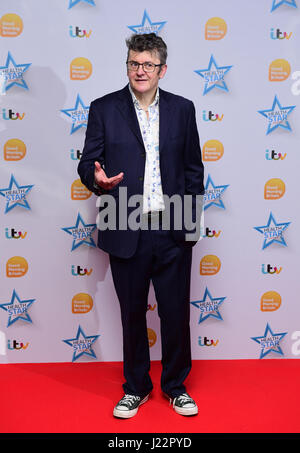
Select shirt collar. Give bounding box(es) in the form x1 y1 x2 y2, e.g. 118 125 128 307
128 84 159 110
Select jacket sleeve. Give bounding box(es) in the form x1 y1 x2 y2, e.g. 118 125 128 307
182 101 204 244
77 100 106 195
184 101 204 198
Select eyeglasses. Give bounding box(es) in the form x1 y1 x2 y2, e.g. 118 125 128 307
126 60 163 73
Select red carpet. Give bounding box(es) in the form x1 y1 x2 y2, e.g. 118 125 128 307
0 359 299 433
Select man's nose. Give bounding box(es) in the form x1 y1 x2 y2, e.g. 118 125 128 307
136 64 146 75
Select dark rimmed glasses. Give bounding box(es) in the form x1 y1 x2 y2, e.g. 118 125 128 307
126 60 163 73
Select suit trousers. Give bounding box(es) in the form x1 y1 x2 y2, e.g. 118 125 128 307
109 222 193 399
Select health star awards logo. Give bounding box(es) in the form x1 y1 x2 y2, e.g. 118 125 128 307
0 174 34 213
194 54 233 95
254 212 290 249
204 174 229 210
271 0 297 12
128 9 167 34
0 51 31 91
61 94 89 134
0 289 35 327
251 323 287 359
258 95 295 135
68 0 95 8
62 213 97 251
191 288 226 323
63 325 100 362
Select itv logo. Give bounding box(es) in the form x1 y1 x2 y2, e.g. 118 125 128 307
202 110 224 122
265 149 286 160
198 336 219 347
2 108 25 120
71 265 92 276
7 339 29 350
203 227 221 238
270 28 292 40
70 149 82 160
5 227 27 239
69 26 92 38
261 264 282 275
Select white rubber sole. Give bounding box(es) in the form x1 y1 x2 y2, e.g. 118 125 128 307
164 393 198 416
113 395 149 419
173 405 198 416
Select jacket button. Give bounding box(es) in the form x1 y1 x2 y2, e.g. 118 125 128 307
139 176 143 181
141 153 145 158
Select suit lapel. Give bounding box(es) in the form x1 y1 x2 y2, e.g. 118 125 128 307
116 85 171 153
116 85 144 148
159 89 171 153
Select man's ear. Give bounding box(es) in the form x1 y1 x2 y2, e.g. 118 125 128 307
159 64 167 79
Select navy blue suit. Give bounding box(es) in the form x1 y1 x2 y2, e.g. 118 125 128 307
78 84 204 398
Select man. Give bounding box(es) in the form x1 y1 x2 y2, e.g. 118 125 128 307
78 33 204 418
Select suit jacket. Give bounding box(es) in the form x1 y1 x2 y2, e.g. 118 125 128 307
78 84 204 258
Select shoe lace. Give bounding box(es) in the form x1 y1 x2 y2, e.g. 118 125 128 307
177 393 192 403
171 393 194 407
120 394 140 408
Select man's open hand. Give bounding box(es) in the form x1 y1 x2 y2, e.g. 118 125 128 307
94 161 124 190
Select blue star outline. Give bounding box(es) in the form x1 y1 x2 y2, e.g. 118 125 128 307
128 9 167 34
254 212 290 249
68 0 95 9
191 287 226 323
251 323 287 359
0 174 34 213
62 212 97 251
258 95 295 135
0 289 35 327
0 51 31 91
61 94 90 134
204 174 229 210
63 325 100 362
194 54 233 95
271 0 297 12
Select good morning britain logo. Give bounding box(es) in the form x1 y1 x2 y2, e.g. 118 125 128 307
6 256 28 278
0 14 23 37
202 140 224 161
269 59 290 81
70 57 92 80
204 17 227 40
264 178 285 200
3 139 26 161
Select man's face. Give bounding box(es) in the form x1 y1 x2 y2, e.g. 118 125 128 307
127 50 167 97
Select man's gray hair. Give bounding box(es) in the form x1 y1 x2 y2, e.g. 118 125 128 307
126 33 168 65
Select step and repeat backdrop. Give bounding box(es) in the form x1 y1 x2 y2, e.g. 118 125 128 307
0 0 300 364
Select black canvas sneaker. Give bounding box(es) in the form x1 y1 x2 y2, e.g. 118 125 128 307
170 392 198 416
113 394 149 419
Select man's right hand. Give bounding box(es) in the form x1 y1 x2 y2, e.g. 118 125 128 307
94 161 124 190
